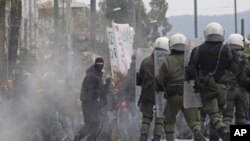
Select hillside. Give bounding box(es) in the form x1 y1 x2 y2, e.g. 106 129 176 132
168 10 250 39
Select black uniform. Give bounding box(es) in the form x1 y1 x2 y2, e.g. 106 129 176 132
74 58 107 141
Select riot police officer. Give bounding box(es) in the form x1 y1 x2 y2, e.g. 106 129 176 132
222 34 250 126
74 57 108 141
137 37 169 141
158 33 206 141
186 22 250 141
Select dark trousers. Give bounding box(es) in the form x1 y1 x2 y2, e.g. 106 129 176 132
77 103 102 141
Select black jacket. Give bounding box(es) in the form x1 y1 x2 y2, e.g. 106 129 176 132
187 42 250 90
80 65 106 107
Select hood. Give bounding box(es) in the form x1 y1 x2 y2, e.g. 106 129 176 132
86 65 103 76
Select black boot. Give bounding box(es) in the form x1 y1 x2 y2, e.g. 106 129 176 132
139 134 148 141
194 130 207 141
218 127 230 141
151 134 161 141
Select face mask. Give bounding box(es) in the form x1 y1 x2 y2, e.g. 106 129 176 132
95 64 104 72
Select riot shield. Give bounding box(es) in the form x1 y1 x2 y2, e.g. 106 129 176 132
183 39 203 109
136 48 153 104
154 50 169 118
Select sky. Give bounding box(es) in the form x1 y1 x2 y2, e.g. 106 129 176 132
157 0 250 16
81 0 250 17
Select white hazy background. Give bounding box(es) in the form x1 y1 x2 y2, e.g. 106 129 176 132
81 0 250 16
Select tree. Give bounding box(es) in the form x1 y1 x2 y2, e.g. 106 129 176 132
147 0 172 41
133 0 149 48
99 0 149 48
104 0 129 23
99 0 172 48
101 0 147 29
8 0 22 75
0 0 6 84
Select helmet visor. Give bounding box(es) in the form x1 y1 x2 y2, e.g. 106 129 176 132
206 34 224 42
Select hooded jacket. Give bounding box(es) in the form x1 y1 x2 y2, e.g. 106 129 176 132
80 65 105 107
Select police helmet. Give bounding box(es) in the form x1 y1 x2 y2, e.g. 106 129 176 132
227 33 244 50
154 37 170 51
169 33 187 51
244 37 249 45
204 22 224 42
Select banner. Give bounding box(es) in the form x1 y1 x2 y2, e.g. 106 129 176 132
112 22 134 74
107 27 119 77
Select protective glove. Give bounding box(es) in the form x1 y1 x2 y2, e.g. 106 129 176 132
237 72 250 92
155 77 164 92
218 94 227 111
136 72 142 86
185 68 191 81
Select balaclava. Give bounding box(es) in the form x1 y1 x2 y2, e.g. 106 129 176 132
94 57 104 72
